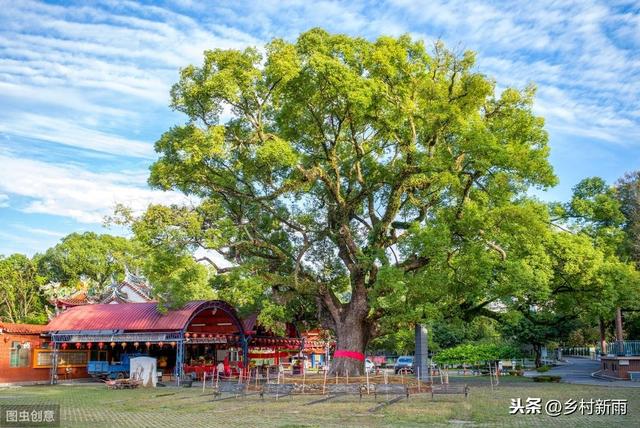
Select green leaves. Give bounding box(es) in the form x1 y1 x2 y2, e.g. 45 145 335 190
433 342 521 364
37 232 142 294
138 29 560 349
0 254 47 324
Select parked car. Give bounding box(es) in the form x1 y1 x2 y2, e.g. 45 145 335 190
394 356 414 374
365 358 375 373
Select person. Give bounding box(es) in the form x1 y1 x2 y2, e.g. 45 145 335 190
223 356 231 377
216 361 224 377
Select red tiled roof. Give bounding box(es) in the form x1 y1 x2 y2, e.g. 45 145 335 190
0 321 47 335
46 301 236 332
54 289 90 307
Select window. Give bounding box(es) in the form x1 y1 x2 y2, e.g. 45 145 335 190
9 341 31 367
33 350 89 368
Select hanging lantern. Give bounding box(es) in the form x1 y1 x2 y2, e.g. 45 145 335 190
98 342 104 350
121 342 127 349
145 341 151 348
208 334 213 339
75 342 82 349
133 342 139 349
87 342 92 349
110 342 116 348
170 342 176 348
158 341 164 348
61 343 68 350
185 332 191 338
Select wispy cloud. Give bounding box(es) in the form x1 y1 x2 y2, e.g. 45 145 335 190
0 113 154 158
0 0 638 255
0 154 191 224
11 224 66 238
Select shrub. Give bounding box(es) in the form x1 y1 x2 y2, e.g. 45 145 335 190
532 375 561 383
536 365 551 373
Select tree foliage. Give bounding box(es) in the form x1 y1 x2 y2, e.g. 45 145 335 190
616 171 640 265
0 254 47 324
433 342 521 365
37 232 142 299
128 28 557 374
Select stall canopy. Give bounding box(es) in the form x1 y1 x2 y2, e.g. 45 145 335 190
47 300 243 334
45 300 247 382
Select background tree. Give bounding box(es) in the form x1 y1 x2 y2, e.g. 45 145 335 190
129 29 556 374
37 232 142 299
0 254 47 324
616 171 640 265
551 177 640 346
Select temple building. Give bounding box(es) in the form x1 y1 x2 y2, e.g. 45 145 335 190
52 270 153 313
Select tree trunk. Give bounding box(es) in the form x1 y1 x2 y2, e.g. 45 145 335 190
615 307 624 342
533 344 542 368
599 317 607 355
329 313 368 376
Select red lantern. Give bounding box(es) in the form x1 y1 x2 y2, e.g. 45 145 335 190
145 341 151 348
86 342 92 349
98 342 104 350
185 332 191 338
208 334 213 338
110 342 116 348
61 343 68 350
75 342 81 349
133 342 139 349
158 341 164 348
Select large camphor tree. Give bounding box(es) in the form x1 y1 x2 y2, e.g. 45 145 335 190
133 29 556 374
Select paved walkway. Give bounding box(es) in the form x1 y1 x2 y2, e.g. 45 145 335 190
525 357 640 388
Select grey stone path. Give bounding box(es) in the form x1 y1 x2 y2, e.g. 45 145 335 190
525 357 640 388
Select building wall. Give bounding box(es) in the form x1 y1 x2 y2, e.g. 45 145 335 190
0 331 50 383
0 331 87 384
600 356 640 379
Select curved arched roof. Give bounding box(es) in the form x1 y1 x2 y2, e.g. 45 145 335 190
46 300 243 333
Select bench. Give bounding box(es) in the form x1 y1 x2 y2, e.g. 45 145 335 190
374 384 408 400
178 375 193 388
306 383 364 405
213 382 247 400
260 383 295 399
327 383 364 399
368 384 409 413
431 384 469 400
104 378 141 390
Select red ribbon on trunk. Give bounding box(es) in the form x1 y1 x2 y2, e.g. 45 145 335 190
333 349 365 361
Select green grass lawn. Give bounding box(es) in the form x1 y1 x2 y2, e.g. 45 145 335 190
0 378 638 427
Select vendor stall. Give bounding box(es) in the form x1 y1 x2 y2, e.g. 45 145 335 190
45 300 247 384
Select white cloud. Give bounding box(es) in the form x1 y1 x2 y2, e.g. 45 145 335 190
0 154 191 224
10 224 66 238
0 193 8 207
0 113 154 158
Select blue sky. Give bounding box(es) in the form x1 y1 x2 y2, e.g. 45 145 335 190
0 0 639 256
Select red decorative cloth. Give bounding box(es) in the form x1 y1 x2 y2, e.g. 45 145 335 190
333 350 365 361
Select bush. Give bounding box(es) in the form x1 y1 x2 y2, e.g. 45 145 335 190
536 365 551 373
508 370 525 376
532 375 561 383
